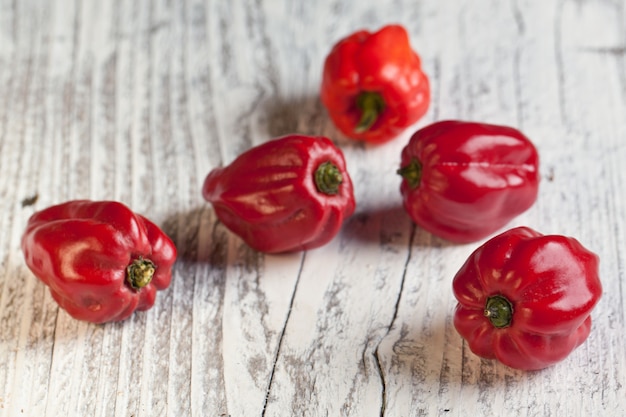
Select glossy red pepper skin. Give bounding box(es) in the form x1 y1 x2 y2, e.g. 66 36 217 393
202 135 355 254
453 227 602 370
21 200 177 323
320 24 430 144
398 120 539 243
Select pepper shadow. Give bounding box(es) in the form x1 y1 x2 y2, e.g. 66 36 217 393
159 206 238 306
259 92 361 149
160 206 228 266
160 205 266 275
259 93 322 138
340 204 462 250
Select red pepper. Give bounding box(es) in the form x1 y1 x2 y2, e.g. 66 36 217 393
202 134 355 253
21 200 177 323
320 24 430 144
398 120 540 243
453 227 602 370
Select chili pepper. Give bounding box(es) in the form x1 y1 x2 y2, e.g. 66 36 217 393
398 120 540 243
21 200 177 323
202 134 355 253
452 226 602 370
320 24 430 144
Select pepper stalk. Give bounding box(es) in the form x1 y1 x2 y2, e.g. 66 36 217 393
355 92 385 133
315 161 343 195
397 159 423 189
127 257 156 290
484 295 514 328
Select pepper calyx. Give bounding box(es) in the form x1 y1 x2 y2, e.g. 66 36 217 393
484 295 514 328
355 92 385 133
127 257 156 290
315 161 343 195
397 159 423 189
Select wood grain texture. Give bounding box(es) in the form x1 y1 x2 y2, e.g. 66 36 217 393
1 0 625 416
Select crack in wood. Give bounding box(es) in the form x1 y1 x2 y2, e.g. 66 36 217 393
260 252 306 416
373 223 417 416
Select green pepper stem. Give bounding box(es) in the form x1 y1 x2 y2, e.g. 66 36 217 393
484 295 514 328
397 159 423 189
126 257 156 290
355 92 385 133
314 161 343 195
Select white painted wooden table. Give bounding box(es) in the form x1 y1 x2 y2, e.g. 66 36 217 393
1 0 625 416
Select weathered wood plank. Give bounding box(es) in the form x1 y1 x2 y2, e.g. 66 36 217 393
0 0 625 416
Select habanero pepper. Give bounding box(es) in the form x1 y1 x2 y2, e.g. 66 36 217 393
202 134 355 254
21 200 177 323
452 227 602 370
398 120 540 243
320 24 430 144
